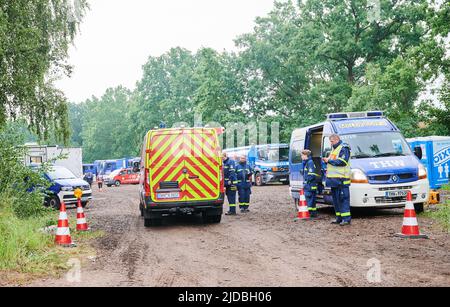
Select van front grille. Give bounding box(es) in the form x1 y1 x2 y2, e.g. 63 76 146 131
378 186 413 191
375 194 417 204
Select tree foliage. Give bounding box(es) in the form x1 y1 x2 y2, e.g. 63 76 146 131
0 0 88 141
68 0 449 161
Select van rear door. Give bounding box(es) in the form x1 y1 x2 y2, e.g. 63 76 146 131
148 130 186 203
182 129 221 202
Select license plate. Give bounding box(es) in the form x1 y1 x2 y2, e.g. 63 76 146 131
280 178 287 181
156 192 180 200
385 191 407 198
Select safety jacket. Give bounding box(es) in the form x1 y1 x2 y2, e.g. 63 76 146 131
326 142 351 185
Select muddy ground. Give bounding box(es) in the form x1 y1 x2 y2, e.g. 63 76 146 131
29 184 449 287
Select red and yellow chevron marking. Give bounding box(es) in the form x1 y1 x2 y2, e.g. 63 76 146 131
147 129 222 202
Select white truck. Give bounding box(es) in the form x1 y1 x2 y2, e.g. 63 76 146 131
23 143 84 178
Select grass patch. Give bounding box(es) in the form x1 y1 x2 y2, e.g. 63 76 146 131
0 197 104 285
423 184 450 233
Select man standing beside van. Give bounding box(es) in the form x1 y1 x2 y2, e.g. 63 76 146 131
323 134 352 226
236 155 253 213
302 150 320 218
222 152 238 216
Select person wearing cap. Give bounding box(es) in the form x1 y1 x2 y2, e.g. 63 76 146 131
222 152 238 216
235 155 253 213
301 149 320 218
323 134 352 226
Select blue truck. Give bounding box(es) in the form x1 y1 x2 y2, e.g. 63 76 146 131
223 144 290 186
289 111 429 212
407 136 450 191
82 163 96 176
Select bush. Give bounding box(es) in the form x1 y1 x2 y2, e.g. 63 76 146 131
0 123 51 219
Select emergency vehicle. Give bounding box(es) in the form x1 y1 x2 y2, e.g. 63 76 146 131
289 111 429 212
105 168 140 187
138 127 225 226
223 144 290 186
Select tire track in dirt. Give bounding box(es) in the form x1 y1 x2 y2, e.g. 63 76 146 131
27 184 450 287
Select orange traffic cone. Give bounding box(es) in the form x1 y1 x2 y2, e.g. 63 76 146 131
294 189 310 221
55 202 75 246
76 199 90 231
395 191 428 239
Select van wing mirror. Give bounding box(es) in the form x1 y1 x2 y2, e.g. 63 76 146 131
414 146 423 160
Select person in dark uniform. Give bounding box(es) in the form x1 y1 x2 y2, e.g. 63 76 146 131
236 155 253 213
301 150 320 218
222 152 238 216
323 134 352 226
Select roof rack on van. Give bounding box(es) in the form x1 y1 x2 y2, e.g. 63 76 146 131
327 111 384 120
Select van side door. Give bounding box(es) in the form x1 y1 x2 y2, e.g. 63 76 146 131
289 129 307 191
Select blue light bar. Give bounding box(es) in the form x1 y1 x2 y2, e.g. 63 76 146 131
367 111 384 117
327 113 348 120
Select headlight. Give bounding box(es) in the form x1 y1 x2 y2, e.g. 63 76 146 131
351 169 368 183
61 186 73 191
418 164 427 179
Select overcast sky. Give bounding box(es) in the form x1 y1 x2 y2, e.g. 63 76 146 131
56 0 275 103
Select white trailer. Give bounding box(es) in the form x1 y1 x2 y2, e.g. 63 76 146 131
23 144 83 178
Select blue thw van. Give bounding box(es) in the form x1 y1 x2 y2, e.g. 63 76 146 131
289 111 429 211
223 144 290 186
31 165 93 209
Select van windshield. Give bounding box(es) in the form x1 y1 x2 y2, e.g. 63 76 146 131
340 132 413 159
259 147 290 162
47 167 77 180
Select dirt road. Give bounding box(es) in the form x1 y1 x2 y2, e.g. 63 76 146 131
31 184 449 287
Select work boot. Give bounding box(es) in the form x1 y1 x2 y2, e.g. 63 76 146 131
225 211 237 216
340 221 351 226
331 220 342 225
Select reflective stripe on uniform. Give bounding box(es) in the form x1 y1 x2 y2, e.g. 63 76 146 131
341 212 351 217
327 145 351 179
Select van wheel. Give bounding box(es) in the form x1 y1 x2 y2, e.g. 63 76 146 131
140 207 144 217
115 180 121 187
144 218 162 227
48 195 61 210
255 173 263 186
414 203 424 213
203 213 222 224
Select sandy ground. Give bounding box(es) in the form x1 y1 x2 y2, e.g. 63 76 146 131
29 184 450 287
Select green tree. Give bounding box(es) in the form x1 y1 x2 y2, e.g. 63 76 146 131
81 86 135 162
193 48 244 124
0 0 88 141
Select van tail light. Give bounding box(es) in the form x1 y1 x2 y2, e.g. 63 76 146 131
219 167 225 194
144 168 150 196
